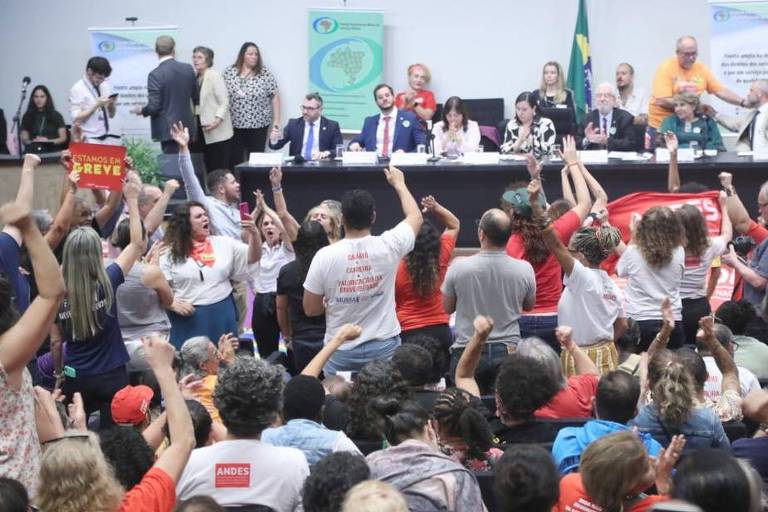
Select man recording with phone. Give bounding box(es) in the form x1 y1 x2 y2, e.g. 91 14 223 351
69 56 118 144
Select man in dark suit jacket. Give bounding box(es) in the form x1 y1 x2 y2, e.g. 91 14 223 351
580 82 637 152
132 36 197 153
349 84 426 155
268 93 342 160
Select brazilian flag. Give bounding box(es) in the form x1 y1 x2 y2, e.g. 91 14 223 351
567 0 593 123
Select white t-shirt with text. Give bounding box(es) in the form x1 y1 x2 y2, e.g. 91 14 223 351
303 222 416 347
616 245 685 321
680 237 726 300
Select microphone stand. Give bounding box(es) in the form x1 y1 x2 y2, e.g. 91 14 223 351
11 84 28 158
426 120 440 162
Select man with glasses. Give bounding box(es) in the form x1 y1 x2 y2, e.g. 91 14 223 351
268 92 342 160
69 56 118 144
648 36 747 140
580 82 638 151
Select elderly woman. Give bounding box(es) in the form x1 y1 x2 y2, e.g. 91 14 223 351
659 91 726 151
431 96 481 157
223 42 281 167
556 431 683 512
180 334 236 423
500 92 556 157
395 63 436 126
191 46 233 172
160 200 261 348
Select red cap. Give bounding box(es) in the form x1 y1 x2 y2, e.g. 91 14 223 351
111 385 154 425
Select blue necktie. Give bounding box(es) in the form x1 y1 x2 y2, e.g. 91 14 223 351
304 122 315 160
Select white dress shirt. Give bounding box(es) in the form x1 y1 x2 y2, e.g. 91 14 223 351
376 107 397 156
69 76 112 141
753 103 768 154
301 120 320 157
618 86 649 117
431 120 481 155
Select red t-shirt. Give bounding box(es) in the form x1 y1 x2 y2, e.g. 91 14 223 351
118 467 176 512
555 473 667 512
747 220 768 245
395 234 456 331
395 90 437 115
535 374 598 419
506 210 581 313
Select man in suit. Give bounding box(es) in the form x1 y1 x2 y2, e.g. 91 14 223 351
580 82 637 151
268 93 342 160
714 80 768 153
132 36 197 153
349 83 426 155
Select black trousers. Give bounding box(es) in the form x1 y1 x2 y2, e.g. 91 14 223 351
230 127 268 168
252 292 281 358
401 323 454 353
637 320 686 351
682 297 712 345
192 118 233 172
63 364 128 429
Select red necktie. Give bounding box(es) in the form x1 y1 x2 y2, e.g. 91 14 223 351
382 116 391 157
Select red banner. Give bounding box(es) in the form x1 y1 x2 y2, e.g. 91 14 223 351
69 143 126 191
603 191 733 309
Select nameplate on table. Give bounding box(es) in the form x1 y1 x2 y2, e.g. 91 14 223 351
389 152 429 166
462 152 500 165
248 152 284 166
342 151 379 165
577 150 608 164
754 150 768 161
655 148 694 162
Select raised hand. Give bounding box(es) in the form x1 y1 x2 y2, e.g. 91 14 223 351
420 195 437 213
660 297 675 332
142 332 176 370
525 153 543 180
561 135 579 165
67 171 81 193
163 179 180 196
218 332 238 364
527 177 542 203
664 131 678 153
170 121 190 148
718 171 733 190
555 326 575 352
269 167 283 189
383 165 406 188
472 315 494 340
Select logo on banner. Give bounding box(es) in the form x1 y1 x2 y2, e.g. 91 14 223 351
313 17 339 34
68 143 126 191
98 40 116 52
215 463 251 488
310 37 382 92
713 9 731 22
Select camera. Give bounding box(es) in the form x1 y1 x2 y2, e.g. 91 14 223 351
728 235 755 258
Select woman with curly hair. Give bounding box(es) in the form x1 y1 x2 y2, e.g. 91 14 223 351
345 360 411 441
631 348 730 451
505 136 592 352
433 387 502 471
160 201 262 348
395 195 459 350
277 220 329 372
617 206 686 350
675 199 732 344
529 178 626 374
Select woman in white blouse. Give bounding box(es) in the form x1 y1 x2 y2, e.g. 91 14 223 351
191 46 233 172
160 201 262 348
431 96 481 157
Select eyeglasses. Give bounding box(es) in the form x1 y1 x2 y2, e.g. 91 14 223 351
677 51 698 57
300 105 320 111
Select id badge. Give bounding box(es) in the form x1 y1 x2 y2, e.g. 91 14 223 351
63 366 76 378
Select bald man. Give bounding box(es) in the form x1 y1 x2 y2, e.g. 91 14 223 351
714 80 768 153
132 35 198 153
648 36 746 135
580 82 638 151
442 208 536 375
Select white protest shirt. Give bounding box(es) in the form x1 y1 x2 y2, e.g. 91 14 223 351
616 245 684 321
176 439 309 512
303 221 415 347
558 260 624 346
703 357 760 401
679 237 727 300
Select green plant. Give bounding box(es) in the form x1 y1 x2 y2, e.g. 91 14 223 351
123 137 164 186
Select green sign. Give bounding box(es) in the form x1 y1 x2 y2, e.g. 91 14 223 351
309 10 384 131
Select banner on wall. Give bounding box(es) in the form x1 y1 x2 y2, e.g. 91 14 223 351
308 9 384 132
709 1 768 117
88 26 178 140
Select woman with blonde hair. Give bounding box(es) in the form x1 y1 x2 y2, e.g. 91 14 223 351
530 61 577 140
556 430 684 512
617 206 686 349
341 481 409 512
55 178 144 428
36 432 123 512
395 63 436 126
659 91 725 151
632 348 730 451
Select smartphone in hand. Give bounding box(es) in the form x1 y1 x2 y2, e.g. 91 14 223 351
239 202 251 220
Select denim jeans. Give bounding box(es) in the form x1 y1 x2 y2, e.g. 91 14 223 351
324 335 401 375
519 314 560 354
449 342 512 394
